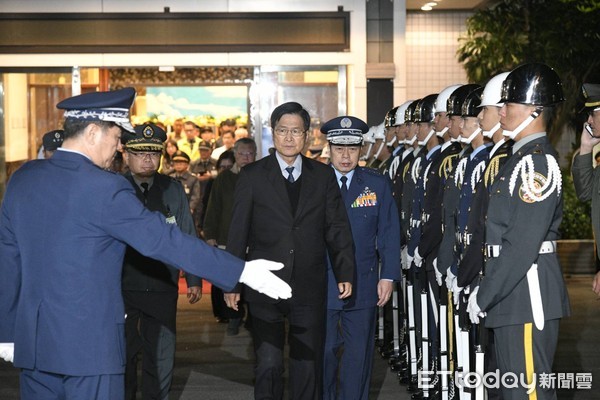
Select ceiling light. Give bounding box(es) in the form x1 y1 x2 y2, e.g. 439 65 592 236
158 66 175 72
425 2 438 6
421 5 433 11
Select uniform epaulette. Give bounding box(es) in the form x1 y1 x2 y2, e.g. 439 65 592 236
360 166 383 177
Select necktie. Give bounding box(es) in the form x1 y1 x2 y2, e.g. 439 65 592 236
140 182 149 204
340 176 348 202
285 166 295 183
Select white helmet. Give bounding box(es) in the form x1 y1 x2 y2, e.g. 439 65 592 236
435 84 462 113
481 72 510 107
373 122 386 140
363 126 377 144
394 100 414 126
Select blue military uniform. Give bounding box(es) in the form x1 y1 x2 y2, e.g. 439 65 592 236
0 88 245 400
322 116 401 400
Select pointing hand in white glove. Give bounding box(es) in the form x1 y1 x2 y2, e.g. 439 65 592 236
467 286 486 324
0 343 14 363
240 259 292 300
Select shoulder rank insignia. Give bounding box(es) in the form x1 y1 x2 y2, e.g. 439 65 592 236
509 154 562 203
351 187 378 208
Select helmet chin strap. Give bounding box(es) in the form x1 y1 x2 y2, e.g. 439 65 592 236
503 108 542 140
373 141 385 159
361 142 374 160
436 126 449 138
417 129 436 146
460 128 482 144
406 134 417 146
387 136 397 147
483 122 501 138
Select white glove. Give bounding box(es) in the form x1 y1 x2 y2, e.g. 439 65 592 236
407 253 414 268
413 247 423 268
0 343 14 363
401 247 410 270
445 269 456 291
433 258 443 286
240 259 292 300
445 270 463 306
467 286 486 324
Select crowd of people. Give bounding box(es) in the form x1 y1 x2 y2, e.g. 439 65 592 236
1 61 598 400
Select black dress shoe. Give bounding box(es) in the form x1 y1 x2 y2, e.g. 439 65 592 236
216 317 229 324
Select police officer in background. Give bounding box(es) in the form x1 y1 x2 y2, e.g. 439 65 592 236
467 63 571 400
121 123 203 400
321 116 400 400
42 129 64 159
571 83 600 295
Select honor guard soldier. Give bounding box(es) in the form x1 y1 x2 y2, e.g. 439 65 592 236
405 93 443 399
466 63 571 400
379 107 401 175
457 72 512 400
360 125 377 166
42 129 64 159
433 83 479 399
121 123 203 400
367 122 388 169
321 116 400 400
572 83 600 295
386 106 405 179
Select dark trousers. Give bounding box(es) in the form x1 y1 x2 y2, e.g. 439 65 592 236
20 368 123 400
493 319 559 400
248 300 326 400
323 307 377 400
123 291 178 400
211 284 246 320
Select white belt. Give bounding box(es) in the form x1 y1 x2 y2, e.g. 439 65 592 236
485 240 556 258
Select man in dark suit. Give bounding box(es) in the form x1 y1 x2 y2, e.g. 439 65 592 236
0 88 291 400
225 102 355 400
320 116 400 400
121 123 203 399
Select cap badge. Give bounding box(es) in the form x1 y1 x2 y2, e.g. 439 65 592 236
54 132 61 139
143 126 154 138
340 117 352 128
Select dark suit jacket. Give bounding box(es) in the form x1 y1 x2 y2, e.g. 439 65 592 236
0 150 244 376
226 153 355 305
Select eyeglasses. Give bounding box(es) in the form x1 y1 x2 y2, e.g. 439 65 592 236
274 127 306 138
129 152 161 160
237 151 256 157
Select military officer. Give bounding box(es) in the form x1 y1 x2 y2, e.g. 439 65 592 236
121 123 203 400
169 150 201 220
467 63 571 400
571 83 600 295
321 116 401 400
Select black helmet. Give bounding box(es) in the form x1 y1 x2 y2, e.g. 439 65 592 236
462 87 484 118
447 84 481 116
385 106 399 128
405 99 421 123
415 94 439 123
500 63 564 106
